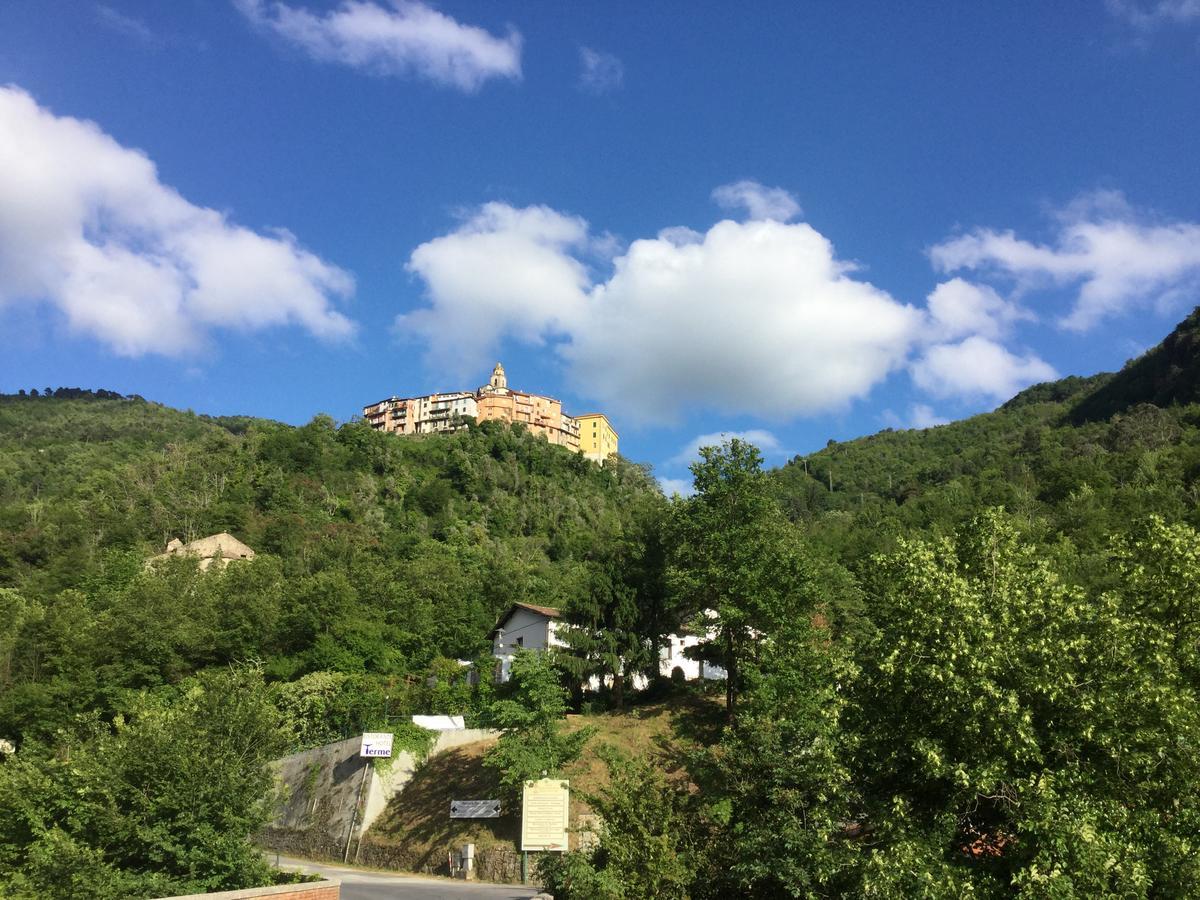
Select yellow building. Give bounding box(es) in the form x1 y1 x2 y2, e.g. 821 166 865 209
576 413 618 463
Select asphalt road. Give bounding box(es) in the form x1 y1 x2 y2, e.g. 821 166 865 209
273 854 543 900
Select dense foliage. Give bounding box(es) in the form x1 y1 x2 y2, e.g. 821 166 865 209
6 309 1200 896
0 668 289 899
482 650 595 805
547 332 1200 899
0 394 663 745
0 392 662 894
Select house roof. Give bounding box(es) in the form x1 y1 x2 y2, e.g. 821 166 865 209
489 601 562 638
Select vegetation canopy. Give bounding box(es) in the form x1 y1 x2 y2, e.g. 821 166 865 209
5 309 1200 895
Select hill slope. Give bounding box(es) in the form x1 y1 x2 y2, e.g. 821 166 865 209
1070 306 1200 423
771 308 1200 582
0 394 665 740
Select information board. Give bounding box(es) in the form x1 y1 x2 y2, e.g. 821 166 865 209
521 778 569 851
359 732 393 758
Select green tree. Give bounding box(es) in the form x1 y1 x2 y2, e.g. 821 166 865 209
669 438 810 718
559 536 652 710
705 611 859 898
0 590 40 691
0 667 289 899
854 510 1200 896
540 746 701 900
482 651 594 805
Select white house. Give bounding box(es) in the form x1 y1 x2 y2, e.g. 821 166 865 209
489 601 727 687
659 631 727 682
491 602 565 682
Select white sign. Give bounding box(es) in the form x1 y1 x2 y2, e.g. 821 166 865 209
521 778 569 851
359 732 394 758
412 715 465 731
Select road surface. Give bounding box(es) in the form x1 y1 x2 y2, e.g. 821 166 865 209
273 854 543 900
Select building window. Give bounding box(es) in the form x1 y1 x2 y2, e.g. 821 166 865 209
516 637 524 648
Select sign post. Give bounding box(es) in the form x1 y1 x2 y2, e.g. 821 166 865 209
521 777 569 882
344 732 393 862
359 732 394 758
451 799 502 818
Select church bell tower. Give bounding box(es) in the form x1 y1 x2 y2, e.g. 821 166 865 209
486 362 508 392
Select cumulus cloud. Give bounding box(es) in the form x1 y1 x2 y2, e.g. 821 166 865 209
400 203 592 374
234 0 522 91
578 47 623 94
911 336 1056 401
930 191 1200 332
0 86 354 356
668 429 782 467
568 220 921 419
925 277 1033 341
711 180 801 222
401 200 922 422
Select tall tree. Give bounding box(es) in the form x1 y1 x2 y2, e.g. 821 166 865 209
668 439 812 718
559 494 670 708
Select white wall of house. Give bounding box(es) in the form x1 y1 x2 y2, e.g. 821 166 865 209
659 632 727 681
491 606 727 686
493 607 564 682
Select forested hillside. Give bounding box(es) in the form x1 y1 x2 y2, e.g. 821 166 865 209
0 394 665 743
771 309 1200 588
5 310 1200 897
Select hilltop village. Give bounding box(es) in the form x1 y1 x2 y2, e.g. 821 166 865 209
364 363 618 463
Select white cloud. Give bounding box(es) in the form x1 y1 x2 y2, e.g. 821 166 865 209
930 192 1200 332
1107 0 1200 28
0 86 354 357
402 201 922 422
668 429 782 467
400 203 592 375
911 335 1056 401
568 219 920 420
925 278 1033 342
234 0 522 91
711 180 801 222
909 404 949 429
579 47 623 94
96 5 157 43
657 477 695 498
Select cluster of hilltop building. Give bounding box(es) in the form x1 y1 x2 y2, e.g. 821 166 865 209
363 363 618 463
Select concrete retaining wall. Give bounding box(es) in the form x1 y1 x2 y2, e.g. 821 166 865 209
268 729 497 858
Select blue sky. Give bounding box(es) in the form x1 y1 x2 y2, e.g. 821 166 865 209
2 1 1199 492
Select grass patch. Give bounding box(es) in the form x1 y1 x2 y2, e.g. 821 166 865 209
369 693 722 866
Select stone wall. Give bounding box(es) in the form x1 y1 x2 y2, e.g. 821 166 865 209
258 831 539 886
157 879 338 899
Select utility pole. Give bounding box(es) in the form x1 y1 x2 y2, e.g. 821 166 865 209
344 758 372 863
